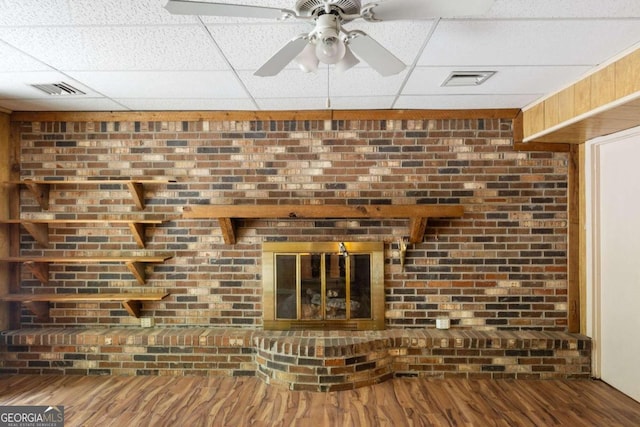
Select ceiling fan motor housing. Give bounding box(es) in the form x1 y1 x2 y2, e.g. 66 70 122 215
295 0 361 17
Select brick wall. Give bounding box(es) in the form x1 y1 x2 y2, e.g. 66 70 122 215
12 116 569 330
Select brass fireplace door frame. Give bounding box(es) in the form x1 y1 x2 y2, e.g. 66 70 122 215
262 241 385 330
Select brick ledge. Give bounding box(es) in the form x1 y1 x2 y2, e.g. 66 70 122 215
0 328 591 391
0 327 591 347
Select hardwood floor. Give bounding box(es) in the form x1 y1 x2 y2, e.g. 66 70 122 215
1 375 639 426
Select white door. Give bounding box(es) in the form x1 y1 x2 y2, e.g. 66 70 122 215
591 127 640 402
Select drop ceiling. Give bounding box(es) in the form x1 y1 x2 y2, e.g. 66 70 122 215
1 0 640 112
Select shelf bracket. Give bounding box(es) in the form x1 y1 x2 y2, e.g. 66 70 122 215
23 301 50 320
126 182 145 210
409 217 429 243
121 300 142 318
24 182 50 210
218 218 236 244
128 222 147 248
24 261 50 284
21 222 50 247
126 261 147 285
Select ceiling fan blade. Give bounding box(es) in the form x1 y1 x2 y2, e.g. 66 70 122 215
164 0 295 20
363 0 494 21
346 31 405 76
255 35 309 77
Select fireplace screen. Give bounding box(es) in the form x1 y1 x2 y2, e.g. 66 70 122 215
262 242 384 330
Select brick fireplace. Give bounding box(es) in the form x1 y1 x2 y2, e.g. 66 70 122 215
0 112 584 389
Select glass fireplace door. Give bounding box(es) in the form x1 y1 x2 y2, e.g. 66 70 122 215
263 242 383 330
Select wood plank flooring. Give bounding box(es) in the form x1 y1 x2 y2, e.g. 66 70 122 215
0 375 639 426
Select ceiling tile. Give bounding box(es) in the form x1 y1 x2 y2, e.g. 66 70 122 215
238 70 326 98
207 22 314 71
486 0 640 18
258 94 399 111
66 71 250 99
394 94 543 110
403 65 592 96
329 96 396 110
115 98 258 111
329 67 407 97
243 64 409 102
0 0 73 26
255 97 328 110
0 26 229 71
0 0 194 26
0 42 52 72
0 97 127 112
341 20 435 65
419 19 640 66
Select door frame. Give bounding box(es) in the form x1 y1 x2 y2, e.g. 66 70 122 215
585 124 640 379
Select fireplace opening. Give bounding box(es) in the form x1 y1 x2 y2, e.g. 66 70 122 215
262 242 384 330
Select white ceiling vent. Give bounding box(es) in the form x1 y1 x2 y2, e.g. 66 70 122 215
442 71 496 87
30 82 86 96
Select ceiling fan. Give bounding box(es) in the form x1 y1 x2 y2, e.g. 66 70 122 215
165 0 495 77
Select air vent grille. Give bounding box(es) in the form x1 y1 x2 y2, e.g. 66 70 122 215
442 71 496 87
30 82 86 96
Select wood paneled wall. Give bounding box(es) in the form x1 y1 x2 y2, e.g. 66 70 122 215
523 47 640 144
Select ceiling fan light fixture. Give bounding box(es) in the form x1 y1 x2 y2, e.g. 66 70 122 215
295 42 319 72
315 34 346 64
313 13 346 65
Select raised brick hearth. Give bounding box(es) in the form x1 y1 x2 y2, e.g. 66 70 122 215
0 328 591 391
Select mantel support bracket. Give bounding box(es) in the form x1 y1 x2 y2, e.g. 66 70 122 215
218 218 236 244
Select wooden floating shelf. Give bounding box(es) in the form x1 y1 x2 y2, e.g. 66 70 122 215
182 204 464 244
1 179 176 210
0 292 170 320
0 256 172 285
0 219 166 248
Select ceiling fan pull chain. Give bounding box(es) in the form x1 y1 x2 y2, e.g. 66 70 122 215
326 64 331 109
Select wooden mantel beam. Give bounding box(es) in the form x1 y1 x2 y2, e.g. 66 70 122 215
182 204 464 244
183 204 464 219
